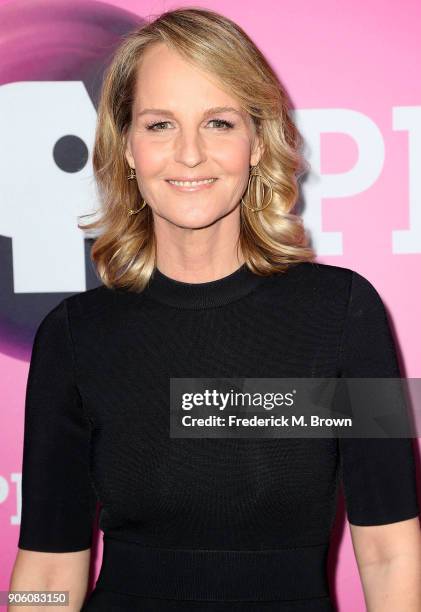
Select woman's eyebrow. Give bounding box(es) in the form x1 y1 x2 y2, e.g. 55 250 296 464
136 106 243 118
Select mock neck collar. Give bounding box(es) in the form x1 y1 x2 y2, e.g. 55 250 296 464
142 263 265 309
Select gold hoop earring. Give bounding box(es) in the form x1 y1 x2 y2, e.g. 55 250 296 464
241 166 273 212
127 167 147 214
128 199 147 215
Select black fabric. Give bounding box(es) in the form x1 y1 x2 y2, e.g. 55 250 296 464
93 536 329 600
18 261 419 610
81 589 334 612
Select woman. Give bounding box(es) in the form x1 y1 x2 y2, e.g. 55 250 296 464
10 7 421 611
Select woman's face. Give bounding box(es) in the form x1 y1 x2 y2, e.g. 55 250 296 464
125 42 263 229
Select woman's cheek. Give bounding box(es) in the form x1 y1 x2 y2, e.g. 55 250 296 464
213 139 251 172
135 145 166 174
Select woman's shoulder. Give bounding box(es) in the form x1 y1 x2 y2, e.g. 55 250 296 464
28 285 136 339
276 260 353 294
64 283 140 320
30 286 115 344
288 261 381 296
289 260 352 281
273 262 386 314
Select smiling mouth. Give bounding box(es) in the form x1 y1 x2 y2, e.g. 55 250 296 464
166 178 217 186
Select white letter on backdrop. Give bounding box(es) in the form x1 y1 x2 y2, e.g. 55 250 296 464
392 106 421 254
0 81 98 293
293 109 385 255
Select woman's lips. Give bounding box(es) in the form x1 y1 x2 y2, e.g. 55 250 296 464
165 178 218 192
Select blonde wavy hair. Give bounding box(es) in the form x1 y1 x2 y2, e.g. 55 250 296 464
79 6 315 292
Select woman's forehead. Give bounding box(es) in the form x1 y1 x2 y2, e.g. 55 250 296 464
134 44 233 104
132 43 252 129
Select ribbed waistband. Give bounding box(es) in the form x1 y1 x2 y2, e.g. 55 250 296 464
96 537 330 602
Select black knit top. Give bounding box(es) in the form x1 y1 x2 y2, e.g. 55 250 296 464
18 261 419 610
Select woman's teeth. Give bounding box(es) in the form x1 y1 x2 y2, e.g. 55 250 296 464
167 178 216 186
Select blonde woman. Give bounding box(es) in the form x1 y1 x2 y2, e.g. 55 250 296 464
10 7 421 611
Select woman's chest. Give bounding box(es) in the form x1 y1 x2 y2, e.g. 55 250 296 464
75 307 342 526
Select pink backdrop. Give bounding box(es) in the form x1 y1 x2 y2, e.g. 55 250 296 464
1 1 420 610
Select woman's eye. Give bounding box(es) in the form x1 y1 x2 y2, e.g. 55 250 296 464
146 121 171 131
207 119 234 129
145 119 234 131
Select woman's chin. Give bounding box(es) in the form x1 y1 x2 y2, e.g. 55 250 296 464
168 211 226 230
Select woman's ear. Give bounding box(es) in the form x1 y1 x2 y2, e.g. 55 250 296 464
124 130 135 168
250 129 265 167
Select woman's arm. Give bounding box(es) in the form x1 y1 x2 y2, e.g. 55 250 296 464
350 517 421 611
337 271 421 609
12 300 98 610
8 548 91 612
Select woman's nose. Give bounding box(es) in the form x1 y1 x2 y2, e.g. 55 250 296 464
173 129 207 166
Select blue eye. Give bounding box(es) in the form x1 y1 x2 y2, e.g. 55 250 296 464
207 119 234 129
145 119 234 131
146 121 171 131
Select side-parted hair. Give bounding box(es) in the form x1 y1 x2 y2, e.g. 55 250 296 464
79 6 315 292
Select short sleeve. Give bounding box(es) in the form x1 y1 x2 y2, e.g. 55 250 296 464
18 299 98 552
338 271 419 526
